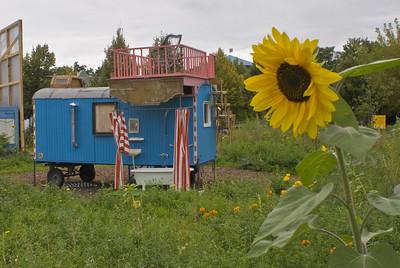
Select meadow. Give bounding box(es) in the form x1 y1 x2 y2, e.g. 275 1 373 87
1 120 400 267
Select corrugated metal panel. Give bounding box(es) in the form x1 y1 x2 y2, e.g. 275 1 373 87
33 87 110 99
196 84 216 163
126 96 194 166
35 99 95 163
34 93 204 167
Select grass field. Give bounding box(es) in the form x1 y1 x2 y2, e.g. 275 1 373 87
1 120 400 267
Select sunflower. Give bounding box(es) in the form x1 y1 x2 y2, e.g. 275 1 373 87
244 28 342 139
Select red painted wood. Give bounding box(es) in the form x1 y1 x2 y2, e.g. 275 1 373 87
111 44 215 80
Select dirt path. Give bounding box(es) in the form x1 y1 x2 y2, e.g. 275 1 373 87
2 165 270 187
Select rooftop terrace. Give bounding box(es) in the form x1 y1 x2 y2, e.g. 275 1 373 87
112 44 215 80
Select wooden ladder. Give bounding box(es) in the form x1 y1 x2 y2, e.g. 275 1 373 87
212 81 235 144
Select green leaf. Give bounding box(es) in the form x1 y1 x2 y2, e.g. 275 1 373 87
248 183 333 257
296 151 337 187
332 96 358 129
329 243 400 268
340 58 400 78
367 185 400 216
361 227 393 245
319 125 380 160
248 215 314 258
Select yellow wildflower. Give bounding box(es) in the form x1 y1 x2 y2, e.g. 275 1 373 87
280 190 287 197
199 207 206 214
300 239 311 246
283 174 290 182
233 206 241 213
294 180 302 187
268 190 273 196
131 199 141 209
321 145 328 152
250 203 259 209
209 209 218 217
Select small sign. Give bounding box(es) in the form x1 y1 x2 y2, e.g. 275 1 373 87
372 115 386 129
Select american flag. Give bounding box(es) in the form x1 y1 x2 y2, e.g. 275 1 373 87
173 108 191 191
110 111 130 190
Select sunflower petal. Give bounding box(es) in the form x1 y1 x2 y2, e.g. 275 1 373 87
293 102 306 132
244 74 277 92
308 63 342 84
306 119 318 139
270 101 289 127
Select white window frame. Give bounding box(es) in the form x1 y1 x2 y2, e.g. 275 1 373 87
128 118 140 133
203 101 211 127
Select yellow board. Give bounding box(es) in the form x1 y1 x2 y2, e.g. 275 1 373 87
372 115 386 129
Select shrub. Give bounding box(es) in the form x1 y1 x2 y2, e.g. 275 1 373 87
217 120 314 172
0 134 11 157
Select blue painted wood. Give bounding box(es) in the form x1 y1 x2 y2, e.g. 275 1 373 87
34 84 216 167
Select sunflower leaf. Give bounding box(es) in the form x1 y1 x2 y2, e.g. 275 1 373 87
367 185 400 216
318 125 380 160
361 227 393 245
332 95 358 129
328 243 400 268
296 151 337 187
249 184 333 258
339 58 400 78
248 215 314 258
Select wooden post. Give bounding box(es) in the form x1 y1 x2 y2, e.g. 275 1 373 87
18 20 25 150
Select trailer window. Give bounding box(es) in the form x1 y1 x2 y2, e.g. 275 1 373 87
203 101 211 127
93 103 117 134
129 118 139 133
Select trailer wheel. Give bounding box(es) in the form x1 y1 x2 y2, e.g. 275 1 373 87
47 168 64 187
79 164 96 182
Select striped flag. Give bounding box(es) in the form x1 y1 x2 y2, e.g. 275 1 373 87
173 108 190 191
110 111 130 190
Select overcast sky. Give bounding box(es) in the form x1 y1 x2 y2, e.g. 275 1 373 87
3 0 399 69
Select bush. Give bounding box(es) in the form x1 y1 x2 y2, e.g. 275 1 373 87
217 120 314 172
0 134 11 157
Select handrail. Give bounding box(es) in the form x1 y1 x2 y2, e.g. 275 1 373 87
112 44 215 80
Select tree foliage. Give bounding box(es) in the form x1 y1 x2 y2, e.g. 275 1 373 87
92 28 129 86
336 19 400 124
23 44 56 118
215 49 253 120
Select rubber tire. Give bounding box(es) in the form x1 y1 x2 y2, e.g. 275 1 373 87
79 164 96 182
47 168 64 188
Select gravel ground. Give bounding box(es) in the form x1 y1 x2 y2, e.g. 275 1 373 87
1 165 270 190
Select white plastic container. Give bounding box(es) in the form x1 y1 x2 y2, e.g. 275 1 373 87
131 167 193 189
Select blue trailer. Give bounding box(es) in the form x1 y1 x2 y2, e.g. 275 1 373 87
33 43 217 187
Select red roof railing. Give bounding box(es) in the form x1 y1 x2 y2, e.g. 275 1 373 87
112 44 215 80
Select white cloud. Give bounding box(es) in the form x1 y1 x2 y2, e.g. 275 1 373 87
3 0 399 68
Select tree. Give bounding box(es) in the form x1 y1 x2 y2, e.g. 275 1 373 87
336 19 400 124
215 49 253 120
316 46 340 71
92 28 129 86
23 44 56 118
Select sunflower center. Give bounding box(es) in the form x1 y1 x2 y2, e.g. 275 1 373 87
277 63 311 102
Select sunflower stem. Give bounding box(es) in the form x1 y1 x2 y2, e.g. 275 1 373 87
312 227 347 246
335 147 364 254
